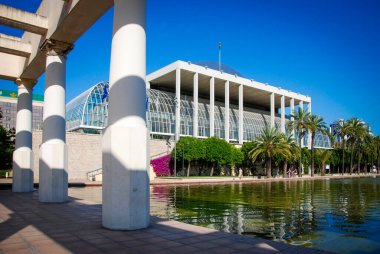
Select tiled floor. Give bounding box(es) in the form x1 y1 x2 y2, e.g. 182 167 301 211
0 190 332 254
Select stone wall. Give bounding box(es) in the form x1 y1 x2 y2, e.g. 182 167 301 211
32 131 169 181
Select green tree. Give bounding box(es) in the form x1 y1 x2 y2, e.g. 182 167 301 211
230 146 244 175
171 136 205 177
316 149 333 176
0 108 15 171
289 107 310 176
249 127 291 178
301 147 311 174
335 121 351 174
305 114 327 177
204 137 231 176
346 118 365 175
282 132 298 178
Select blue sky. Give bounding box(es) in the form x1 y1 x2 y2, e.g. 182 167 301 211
0 0 379 134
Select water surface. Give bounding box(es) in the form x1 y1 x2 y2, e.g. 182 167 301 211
70 177 380 254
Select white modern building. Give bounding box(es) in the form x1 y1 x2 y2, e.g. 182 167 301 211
66 61 331 149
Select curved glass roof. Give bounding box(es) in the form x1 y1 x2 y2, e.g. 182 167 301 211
66 81 331 148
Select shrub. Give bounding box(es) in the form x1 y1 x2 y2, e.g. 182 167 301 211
151 154 172 176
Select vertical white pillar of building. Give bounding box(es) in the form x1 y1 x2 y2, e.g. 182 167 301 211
280 95 285 133
270 93 275 128
224 81 230 142
12 79 35 193
39 43 70 203
307 101 312 149
299 101 304 147
102 0 149 230
210 77 215 137
290 98 295 136
175 68 181 141
238 84 244 144
193 73 198 137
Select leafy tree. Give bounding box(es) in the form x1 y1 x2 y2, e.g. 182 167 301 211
249 127 291 178
241 141 254 166
301 147 311 174
289 108 310 176
0 108 15 171
171 136 205 177
204 137 231 176
346 118 366 175
305 114 327 177
316 149 333 176
335 121 351 174
230 146 244 175
281 132 298 177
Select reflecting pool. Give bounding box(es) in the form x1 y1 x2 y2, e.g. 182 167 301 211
150 177 380 254
69 177 380 254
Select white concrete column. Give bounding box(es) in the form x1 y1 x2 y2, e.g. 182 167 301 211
39 41 71 203
238 84 243 144
270 93 275 128
280 95 285 133
224 81 229 142
175 68 181 141
210 77 215 137
299 101 304 147
290 98 295 135
193 73 198 137
307 101 312 149
102 0 149 230
12 78 35 193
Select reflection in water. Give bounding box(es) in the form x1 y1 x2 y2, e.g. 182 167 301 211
150 177 380 254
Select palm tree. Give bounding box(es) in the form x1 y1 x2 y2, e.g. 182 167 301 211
305 114 327 177
282 132 298 178
249 127 291 178
289 108 310 177
318 149 333 176
346 118 365 175
335 121 351 175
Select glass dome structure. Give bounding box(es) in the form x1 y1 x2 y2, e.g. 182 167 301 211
66 81 331 148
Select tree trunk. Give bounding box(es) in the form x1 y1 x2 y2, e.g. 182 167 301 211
187 161 191 177
311 133 315 177
364 162 368 174
342 143 345 175
358 153 361 175
298 133 302 177
267 158 272 178
283 160 288 178
321 162 326 176
350 144 355 175
210 164 214 176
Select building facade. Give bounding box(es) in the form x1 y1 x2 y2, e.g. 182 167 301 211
66 61 331 149
0 88 44 130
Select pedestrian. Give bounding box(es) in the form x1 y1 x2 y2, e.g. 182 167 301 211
238 168 243 180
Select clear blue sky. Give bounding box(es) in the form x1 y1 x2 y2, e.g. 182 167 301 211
1 0 379 134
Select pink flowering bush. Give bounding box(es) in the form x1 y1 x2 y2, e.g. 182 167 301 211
151 154 172 176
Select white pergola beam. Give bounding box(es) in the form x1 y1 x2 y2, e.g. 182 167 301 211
0 33 31 57
0 4 48 35
0 52 25 80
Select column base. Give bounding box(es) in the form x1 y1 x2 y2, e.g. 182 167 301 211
102 124 150 230
39 142 68 203
12 149 34 192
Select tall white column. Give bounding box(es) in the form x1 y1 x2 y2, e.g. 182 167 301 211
290 98 295 135
102 0 149 230
12 78 35 193
175 68 181 141
193 73 198 137
299 101 304 147
270 93 275 128
280 95 285 133
210 77 215 137
39 40 71 203
307 101 312 149
238 84 243 144
224 81 229 142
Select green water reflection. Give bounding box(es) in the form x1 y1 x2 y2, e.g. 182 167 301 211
151 177 380 254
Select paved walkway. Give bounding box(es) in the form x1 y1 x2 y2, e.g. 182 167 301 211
0 190 332 254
